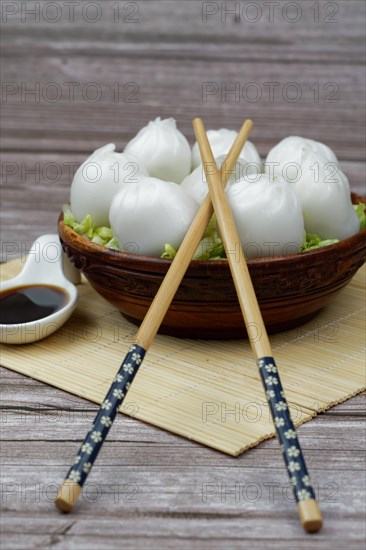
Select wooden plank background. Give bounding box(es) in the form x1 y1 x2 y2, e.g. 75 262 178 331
1 1 365 548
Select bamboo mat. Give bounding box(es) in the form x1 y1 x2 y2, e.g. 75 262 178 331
1 259 365 456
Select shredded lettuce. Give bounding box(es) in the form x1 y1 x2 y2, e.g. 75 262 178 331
63 202 365 258
203 214 217 239
301 233 339 251
354 203 366 230
161 244 177 260
62 205 120 250
193 238 225 260
193 216 225 260
161 215 225 260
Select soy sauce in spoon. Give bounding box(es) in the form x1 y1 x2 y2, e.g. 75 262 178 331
0 284 69 325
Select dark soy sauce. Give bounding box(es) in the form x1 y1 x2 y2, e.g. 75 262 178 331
0 285 69 325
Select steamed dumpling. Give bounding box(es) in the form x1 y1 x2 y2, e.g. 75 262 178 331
182 154 261 205
124 117 191 184
109 177 199 256
191 128 261 170
284 149 359 240
70 144 147 227
226 174 304 258
265 136 338 181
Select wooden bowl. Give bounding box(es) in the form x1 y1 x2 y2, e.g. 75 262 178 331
58 193 365 339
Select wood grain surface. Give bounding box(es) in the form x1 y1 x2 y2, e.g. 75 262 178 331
1 1 365 548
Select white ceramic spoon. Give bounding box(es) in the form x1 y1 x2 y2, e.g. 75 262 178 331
0 234 79 344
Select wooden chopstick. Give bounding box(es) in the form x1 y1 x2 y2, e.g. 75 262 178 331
193 118 323 533
55 119 253 513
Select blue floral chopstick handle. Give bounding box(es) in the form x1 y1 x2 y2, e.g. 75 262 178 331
56 344 145 507
258 357 316 503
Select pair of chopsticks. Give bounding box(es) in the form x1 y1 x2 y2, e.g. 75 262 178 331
56 119 322 533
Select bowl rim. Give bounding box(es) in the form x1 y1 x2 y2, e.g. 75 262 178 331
58 193 365 269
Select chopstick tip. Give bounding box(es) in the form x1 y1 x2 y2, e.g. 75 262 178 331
55 480 82 513
298 499 323 533
192 117 204 129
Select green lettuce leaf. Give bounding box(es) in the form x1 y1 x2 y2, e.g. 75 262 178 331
302 233 339 251
354 203 366 230
203 214 217 238
193 237 225 260
161 214 225 260
62 205 120 250
161 244 177 260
